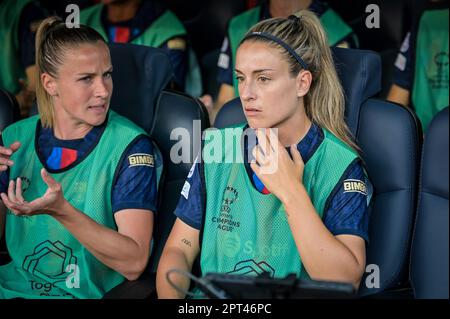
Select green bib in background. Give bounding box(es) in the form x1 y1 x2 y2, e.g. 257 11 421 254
412 9 449 131
81 5 202 97
0 0 31 94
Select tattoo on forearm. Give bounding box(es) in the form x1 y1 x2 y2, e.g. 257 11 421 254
181 238 192 247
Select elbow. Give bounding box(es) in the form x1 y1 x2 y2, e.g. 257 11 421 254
121 257 149 281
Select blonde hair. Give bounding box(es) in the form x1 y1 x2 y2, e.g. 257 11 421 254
35 16 106 127
242 10 359 151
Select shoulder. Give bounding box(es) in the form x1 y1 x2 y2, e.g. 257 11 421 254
125 135 154 155
322 129 359 158
107 111 146 135
2 115 39 136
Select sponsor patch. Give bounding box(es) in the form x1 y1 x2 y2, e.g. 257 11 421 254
128 153 154 167
343 179 367 195
181 181 191 200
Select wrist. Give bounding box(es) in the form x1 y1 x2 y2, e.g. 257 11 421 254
51 199 72 219
281 182 307 209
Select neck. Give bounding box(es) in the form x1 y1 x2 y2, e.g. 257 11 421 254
276 101 312 147
106 0 141 23
269 0 312 17
53 110 94 140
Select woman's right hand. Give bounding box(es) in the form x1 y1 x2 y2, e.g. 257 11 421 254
0 142 21 172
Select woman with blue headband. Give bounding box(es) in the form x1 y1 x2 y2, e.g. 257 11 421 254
157 10 372 298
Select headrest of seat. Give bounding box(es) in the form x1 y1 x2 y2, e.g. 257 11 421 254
0 89 20 131
108 43 174 132
422 107 449 199
214 48 381 135
332 47 381 135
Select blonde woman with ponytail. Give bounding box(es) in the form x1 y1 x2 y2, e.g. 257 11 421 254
0 17 157 298
157 10 372 299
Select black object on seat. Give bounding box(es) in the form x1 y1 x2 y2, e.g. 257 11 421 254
214 47 381 137
410 107 449 299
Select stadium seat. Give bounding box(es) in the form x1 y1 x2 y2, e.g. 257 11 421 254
410 107 449 299
0 89 21 132
214 48 423 297
357 99 422 297
102 43 210 298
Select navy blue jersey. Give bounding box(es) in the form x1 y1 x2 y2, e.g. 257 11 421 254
0 119 158 215
175 123 371 242
100 0 187 89
392 31 413 90
217 0 358 85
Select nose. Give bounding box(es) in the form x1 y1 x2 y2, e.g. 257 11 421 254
94 77 110 99
239 78 256 102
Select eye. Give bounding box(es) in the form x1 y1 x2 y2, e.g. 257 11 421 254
79 76 92 82
235 75 244 82
103 71 112 79
258 76 270 83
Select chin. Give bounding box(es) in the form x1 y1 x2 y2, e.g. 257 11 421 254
247 119 274 129
89 114 108 127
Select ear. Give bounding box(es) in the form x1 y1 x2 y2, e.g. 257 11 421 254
296 70 312 98
41 73 58 96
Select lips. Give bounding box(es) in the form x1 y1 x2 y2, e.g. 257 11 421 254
88 104 106 111
244 107 262 116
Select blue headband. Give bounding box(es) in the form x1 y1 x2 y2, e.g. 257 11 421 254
242 31 309 70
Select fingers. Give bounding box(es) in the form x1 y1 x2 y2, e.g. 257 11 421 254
41 169 59 191
0 146 13 157
290 144 303 165
8 180 17 203
9 142 21 153
256 129 271 155
16 178 25 203
250 160 260 176
1 192 23 215
0 157 14 172
252 145 268 166
0 142 21 171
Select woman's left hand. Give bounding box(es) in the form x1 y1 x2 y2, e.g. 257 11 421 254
250 129 305 203
0 168 67 217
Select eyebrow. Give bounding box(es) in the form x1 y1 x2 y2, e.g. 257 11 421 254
235 68 275 75
76 66 113 76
